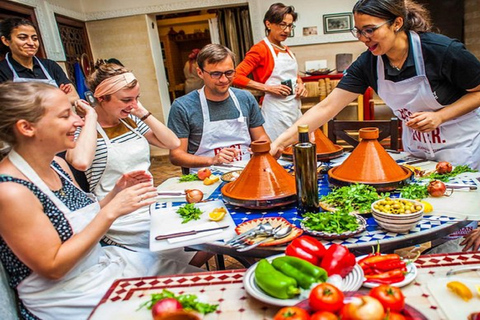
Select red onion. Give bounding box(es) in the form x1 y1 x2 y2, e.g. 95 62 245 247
152 298 182 320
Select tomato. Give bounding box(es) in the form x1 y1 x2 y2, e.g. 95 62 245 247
310 311 338 320
427 180 446 197
385 311 406 320
369 285 405 312
273 306 310 320
151 298 183 319
436 161 452 174
309 283 344 313
197 168 212 180
340 296 385 320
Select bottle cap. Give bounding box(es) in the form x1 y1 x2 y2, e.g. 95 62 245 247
298 124 309 133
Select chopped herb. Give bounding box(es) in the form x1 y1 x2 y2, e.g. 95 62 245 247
398 183 428 200
320 183 387 213
179 173 200 182
303 209 359 234
138 289 218 314
423 165 478 182
176 203 203 224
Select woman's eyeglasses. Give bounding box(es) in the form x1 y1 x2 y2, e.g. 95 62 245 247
202 69 236 79
277 23 296 31
350 20 392 38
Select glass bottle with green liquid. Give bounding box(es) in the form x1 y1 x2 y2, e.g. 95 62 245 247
293 124 319 216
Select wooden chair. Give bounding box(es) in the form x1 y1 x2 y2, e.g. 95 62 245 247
327 117 400 151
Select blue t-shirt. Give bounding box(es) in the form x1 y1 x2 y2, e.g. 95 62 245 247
167 88 265 154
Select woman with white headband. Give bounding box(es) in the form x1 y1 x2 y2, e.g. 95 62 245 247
68 62 209 267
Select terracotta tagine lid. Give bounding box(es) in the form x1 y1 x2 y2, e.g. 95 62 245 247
282 128 344 161
222 140 296 209
328 127 412 191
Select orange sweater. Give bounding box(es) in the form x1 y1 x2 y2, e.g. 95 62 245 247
233 40 294 87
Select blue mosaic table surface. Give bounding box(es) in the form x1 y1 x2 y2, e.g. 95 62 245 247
153 164 474 249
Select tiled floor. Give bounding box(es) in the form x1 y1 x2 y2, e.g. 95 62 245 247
150 156 246 271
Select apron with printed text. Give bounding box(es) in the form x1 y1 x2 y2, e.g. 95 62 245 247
6 53 58 87
194 87 251 169
377 31 480 169
261 38 302 141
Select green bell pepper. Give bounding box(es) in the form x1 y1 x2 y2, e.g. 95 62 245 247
254 259 300 299
272 255 328 289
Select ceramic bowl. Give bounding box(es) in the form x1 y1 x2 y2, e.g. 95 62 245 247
371 198 424 233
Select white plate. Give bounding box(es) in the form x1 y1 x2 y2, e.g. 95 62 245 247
243 254 364 306
356 255 418 288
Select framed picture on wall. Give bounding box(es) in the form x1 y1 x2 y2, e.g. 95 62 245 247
323 13 353 34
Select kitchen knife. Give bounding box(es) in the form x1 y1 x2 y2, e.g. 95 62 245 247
155 225 229 240
157 191 186 196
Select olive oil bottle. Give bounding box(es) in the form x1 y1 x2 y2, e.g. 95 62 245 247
293 125 319 216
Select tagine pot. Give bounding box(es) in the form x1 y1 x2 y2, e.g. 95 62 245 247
282 128 343 161
221 140 296 209
328 127 412 191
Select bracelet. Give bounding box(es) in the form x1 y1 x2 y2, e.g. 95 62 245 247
140 112 152 121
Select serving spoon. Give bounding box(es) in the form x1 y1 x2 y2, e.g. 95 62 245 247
236 225 292 252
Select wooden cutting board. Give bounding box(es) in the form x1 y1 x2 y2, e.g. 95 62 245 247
427 277 480 319
156 176 220 202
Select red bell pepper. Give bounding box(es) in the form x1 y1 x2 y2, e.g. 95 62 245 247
320 244 356 278
367 259 406 272
364 269 406 284
358 253 400 268
285 236 326 266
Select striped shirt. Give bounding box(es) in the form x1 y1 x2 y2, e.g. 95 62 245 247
75 115 150 192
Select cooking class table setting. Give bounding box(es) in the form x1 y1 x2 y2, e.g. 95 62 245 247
99 130 480 320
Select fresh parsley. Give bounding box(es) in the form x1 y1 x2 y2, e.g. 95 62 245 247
176 203 203 224
179 174 200 182
303 209 359 234
398 183 428 200
320 183 386 213
138 289 218 314
423 165 478 182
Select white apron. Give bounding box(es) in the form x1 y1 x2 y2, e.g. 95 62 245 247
8 150 156 320
194 87 251 169
5 53 58 87
94 120 152 250
261 38 302 141
95 121 196 264
377 31 480 169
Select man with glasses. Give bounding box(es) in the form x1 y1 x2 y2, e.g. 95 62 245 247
168 44 269 171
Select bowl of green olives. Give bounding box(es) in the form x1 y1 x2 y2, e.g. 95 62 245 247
371 197 424 233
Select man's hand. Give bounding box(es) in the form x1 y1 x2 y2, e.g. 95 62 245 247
212 147 240 165
406 111 442 132
460 228 480 252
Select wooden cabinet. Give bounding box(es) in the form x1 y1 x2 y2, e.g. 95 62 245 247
160 32 211 101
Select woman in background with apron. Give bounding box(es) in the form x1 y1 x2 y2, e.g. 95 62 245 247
0 82 199 319
271 0 480 251
233 3 307 141
0 17 79 103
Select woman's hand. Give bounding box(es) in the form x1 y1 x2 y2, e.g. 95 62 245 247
406 111 442 132
460 228 480 251
113 170 153 194
131 101 150 120
265 84 292 97
106 182 157 218
269 141 284 159
59 83 73 94
73 99 96 118
295 82 308 98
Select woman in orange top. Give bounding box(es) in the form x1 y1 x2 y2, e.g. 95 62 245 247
233 3 307 141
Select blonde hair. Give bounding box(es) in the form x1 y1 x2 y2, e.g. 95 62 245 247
0 81 56 147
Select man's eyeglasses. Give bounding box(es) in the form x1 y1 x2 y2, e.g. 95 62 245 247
350 20 392 39
202 69 236 79
277 23 296 31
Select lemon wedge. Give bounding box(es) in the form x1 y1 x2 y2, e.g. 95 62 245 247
476 285 480 297
203 175 220 185
447 281 473 301
208 208 226 221
420 200 433 213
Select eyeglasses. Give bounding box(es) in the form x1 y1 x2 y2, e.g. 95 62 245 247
350 20 392 39
202 69 236 79
277 23 296 31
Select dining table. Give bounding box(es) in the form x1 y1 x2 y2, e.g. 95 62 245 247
150 153 480 263
88 251 480 319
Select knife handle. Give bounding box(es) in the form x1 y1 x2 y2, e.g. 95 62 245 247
155 230 195 240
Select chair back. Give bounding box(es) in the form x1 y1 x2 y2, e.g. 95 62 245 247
327 117 400 150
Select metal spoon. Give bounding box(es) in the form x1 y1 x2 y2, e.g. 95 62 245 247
226 221 273 246
236 225 292 252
